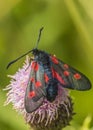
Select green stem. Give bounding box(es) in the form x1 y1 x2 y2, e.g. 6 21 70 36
64 0 93 68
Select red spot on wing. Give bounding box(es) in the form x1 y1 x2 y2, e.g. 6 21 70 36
74 73 81 79
31 62 39 71
64 64 69 69
51 56 59 64
52 68 65 85
35 81 42 87
64 70 70 76
30 77 34 82
44 73 49 83
28 91 36 98
31 62 35 68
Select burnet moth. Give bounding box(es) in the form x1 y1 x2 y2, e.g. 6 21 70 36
7 27 91 113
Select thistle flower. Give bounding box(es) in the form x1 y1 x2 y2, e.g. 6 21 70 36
5 56 74 130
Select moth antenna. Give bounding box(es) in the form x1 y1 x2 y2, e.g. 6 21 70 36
35 27 44 49
6 50 32 69
6 27 44 69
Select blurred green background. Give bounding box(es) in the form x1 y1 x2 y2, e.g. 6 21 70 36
0 0 93 130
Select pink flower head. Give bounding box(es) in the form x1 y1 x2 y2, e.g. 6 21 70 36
5 56 74 130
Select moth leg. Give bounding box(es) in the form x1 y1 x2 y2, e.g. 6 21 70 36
25 57 34 71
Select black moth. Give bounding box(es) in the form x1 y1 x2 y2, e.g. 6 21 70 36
7 27 91 113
